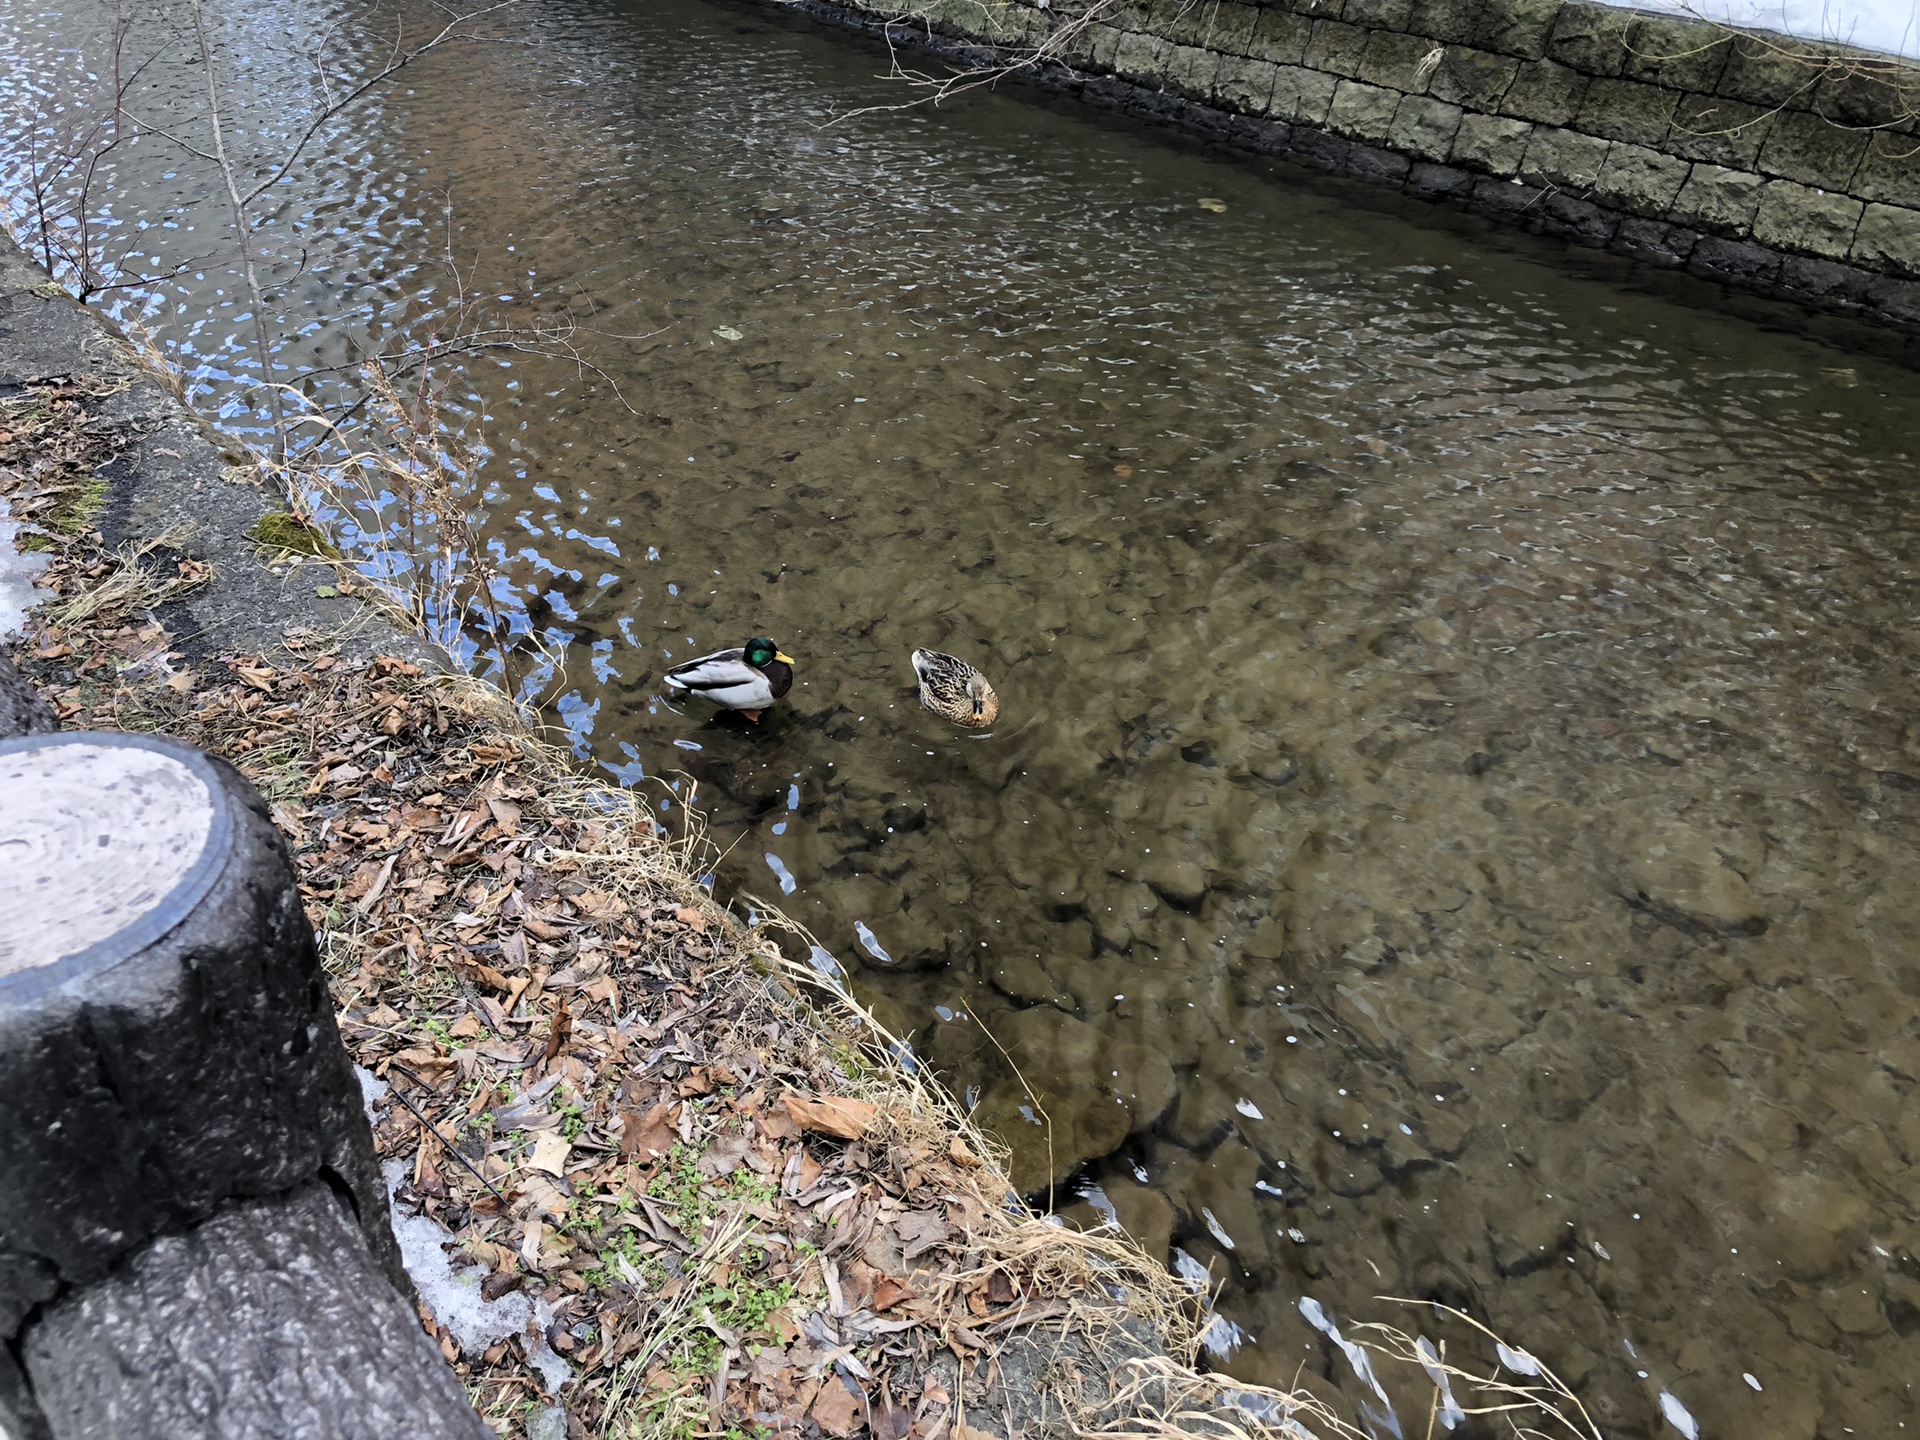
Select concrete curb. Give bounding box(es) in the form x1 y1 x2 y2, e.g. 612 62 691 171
0 231 438 669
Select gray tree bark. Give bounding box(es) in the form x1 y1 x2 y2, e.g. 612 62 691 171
0 651 56 739
1 731 488 1438
22 1180 491 1440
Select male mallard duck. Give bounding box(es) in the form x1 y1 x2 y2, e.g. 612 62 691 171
664 635 795 721
911 648 999 728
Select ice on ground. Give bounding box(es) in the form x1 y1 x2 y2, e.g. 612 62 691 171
380 1158 574 1395
356 1065 389 1121
0 496 51 640
1599 0 1920 60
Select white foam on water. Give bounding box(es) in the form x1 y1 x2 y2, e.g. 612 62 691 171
1659 1391 1701 1440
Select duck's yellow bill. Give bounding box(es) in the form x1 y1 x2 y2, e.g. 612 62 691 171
775 652 796 665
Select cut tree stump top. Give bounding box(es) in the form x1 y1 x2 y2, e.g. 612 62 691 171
0 733 230 998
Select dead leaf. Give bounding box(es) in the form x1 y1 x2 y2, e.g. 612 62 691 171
697 1131 752 1179
529 1132 572 1176
673 905 708 933
954 1424 997 1440
461 959 513 992
487 797 522 836
872 1394 912 1440
344 859 385 900
575 888 624 921
758 1104 801 1142
620 1101 679 1161
872 1276 914 1311
947 1138 981 1168
543 996 572 1063
810 1375 865 1439
893 1210 950 1260
787 1147 825 1196
784 1093 877 1140
523 914 569 942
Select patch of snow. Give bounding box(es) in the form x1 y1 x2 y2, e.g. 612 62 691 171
1598 0 1920 60
381 1159 573 1394
356 1064 389 1122
0 496 51 640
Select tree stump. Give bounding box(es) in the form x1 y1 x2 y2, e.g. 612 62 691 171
0 651 56 739
24 1181 492 1440
0 731 490 1439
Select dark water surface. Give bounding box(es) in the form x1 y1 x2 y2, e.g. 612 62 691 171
6 0 1920 1433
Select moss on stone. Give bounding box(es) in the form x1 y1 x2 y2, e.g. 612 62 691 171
247 511 340 559
44 477 110 537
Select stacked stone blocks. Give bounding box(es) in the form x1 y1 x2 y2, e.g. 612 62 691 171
814 0 1920 317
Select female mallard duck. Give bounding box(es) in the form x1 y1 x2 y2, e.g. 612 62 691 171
911 648 999 728
664 635 795 721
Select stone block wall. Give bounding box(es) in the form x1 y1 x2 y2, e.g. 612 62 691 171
771 0 1920 332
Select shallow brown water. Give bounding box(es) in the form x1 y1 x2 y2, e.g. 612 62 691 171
5 0 1920 1433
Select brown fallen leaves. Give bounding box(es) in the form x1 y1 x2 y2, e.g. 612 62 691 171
785 1093 879 1141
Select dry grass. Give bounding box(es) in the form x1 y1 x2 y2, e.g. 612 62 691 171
43 522 212 626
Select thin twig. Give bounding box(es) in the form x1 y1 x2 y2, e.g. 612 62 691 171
387 1061 513 1206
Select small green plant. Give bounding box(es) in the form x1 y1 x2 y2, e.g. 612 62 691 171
646 1143 711 1238
667 1275 797 1376
730 1172 775 1206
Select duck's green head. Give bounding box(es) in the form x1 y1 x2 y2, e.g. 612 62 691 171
745 636 793 668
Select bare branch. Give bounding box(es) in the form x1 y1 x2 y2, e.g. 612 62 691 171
237 0 523 212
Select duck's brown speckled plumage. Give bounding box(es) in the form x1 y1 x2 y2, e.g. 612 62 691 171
911 648 999 728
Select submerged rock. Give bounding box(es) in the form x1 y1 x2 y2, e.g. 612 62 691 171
1057 1178 1175 1265
970 1006 1177 1195
1620 821 1767 937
